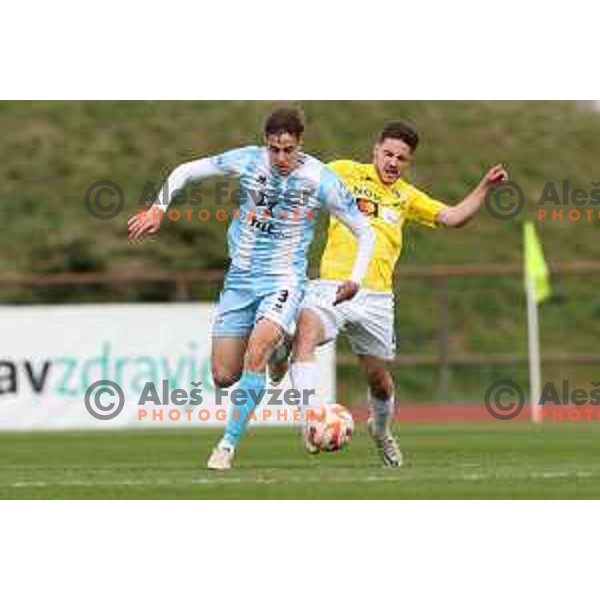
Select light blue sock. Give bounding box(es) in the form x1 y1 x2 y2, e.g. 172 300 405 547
221 371 266 450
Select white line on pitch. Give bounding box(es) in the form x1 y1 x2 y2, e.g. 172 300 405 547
0 469 595 488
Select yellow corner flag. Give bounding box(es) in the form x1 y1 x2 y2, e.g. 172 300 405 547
524 221 551 303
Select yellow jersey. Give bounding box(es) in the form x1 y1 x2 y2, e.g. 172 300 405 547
320 160 448 292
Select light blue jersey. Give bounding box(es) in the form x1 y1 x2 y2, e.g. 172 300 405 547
211 146 365 286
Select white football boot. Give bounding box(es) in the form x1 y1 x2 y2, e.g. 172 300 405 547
207 446 235 470
367 418 404 468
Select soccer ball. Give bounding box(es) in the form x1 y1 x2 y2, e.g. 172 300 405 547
303 404 354 453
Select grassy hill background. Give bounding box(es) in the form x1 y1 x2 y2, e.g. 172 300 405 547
1 100 599 402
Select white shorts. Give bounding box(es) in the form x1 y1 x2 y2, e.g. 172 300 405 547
301 279 396 360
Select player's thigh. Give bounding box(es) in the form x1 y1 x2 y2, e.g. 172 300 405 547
291 308 330 360
211 281 256 386
244 317 287 372
211 336 249 388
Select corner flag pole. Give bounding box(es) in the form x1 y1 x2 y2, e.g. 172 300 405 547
525 273 542 424
523 222 551 424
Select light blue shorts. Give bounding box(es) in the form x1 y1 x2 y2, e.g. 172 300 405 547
212 266 305 338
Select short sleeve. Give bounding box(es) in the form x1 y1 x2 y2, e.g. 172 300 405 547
406 187 449 228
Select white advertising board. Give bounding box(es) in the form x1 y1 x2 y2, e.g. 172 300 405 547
0 304 335 430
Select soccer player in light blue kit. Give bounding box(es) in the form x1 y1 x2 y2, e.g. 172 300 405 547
128 107 375 469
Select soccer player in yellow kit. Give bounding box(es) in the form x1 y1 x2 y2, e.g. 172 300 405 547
285 122 508 467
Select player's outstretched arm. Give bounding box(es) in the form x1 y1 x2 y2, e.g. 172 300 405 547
437 164 508 228
128 157 227 242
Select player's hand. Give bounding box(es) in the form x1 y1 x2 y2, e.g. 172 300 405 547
481 164 509 189
128 209 162 242
333 280 360 306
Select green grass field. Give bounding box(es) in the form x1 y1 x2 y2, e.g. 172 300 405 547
2 421 600 499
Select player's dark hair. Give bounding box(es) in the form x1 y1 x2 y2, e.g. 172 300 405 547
264 106 305 139
379 121 419 151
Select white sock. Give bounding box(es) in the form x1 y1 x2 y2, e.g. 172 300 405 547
369 390 394 438
290 361 318 419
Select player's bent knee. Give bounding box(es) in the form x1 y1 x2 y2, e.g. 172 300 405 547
211 367 241 389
